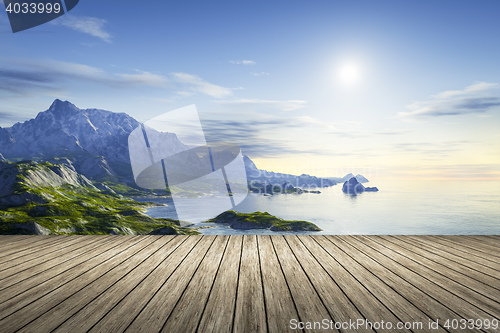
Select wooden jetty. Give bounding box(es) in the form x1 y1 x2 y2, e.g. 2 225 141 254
0 235 498 332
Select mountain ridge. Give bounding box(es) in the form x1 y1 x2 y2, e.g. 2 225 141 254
0 100 369 193
0 100 187 184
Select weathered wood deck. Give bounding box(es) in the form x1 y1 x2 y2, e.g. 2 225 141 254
0 235 498 332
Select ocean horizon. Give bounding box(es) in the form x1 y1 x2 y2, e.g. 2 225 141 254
139 178 500 235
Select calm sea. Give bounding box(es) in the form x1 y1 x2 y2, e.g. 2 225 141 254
138 179 500 235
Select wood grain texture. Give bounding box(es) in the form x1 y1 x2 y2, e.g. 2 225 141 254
197 235 242 333
232 235 267 333
0 235 497 333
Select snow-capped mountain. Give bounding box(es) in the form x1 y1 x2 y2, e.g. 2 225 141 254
0 100 187 181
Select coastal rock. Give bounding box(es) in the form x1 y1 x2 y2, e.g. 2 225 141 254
207 210 322 231
342 177 365 195
355 174 369 183
341 173 355 182
365 187 379 192
18 222 52 235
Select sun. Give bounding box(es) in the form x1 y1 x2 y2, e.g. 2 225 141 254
338 62 361 85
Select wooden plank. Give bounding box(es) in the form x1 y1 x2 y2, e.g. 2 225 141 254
468 235 500 246
0 236 138 319
426 235 498 262
232 235 268 333
125 236 216 333
390 235 500 290
315 236 437 333
0 236 78 270
406 236 500 274
0 236 71 264
0 236 109 289
0 235 58 253
271 235 334 333
302 236 407 332
197 236 242 333
0 235 32 249
86 236 201 333
483 235 500 241
0 236 157 332
285 235 369 333
161 236 230 333
0 235 498 333
326 236 478 332
256 236 300 333
428 236 500 260
397 236 500 271
370 236 500 308
0 236 121 304
449 235 500 253
340 236 499 331
21 236 165 333
48 236 181 333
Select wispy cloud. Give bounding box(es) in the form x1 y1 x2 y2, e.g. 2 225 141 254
216 98 307 111
390 141 471 157
0 110 23 124
118 70 167 87
251 72 270 77
171 72 233 98
57 15 112 43
203 117 322 157
0 60 168 96
230 60 256 65
398 82 500 118
203 113 408 158
294 115 411 138
0 59 233 99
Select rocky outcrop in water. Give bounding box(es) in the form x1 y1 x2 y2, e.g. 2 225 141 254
206 210 322 231
342 177 366 195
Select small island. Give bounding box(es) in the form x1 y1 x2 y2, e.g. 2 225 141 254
205 210 322 232
342 176 379 195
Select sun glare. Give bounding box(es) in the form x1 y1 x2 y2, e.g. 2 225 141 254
338 62 360 85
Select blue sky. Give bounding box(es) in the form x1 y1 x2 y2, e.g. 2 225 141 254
1 0 500 179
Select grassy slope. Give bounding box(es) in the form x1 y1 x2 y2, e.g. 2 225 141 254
0 185 198 235
0 162 198 235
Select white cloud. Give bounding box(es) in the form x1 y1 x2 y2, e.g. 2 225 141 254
0 59 171 97
0 59 240 101
171 72 233 98
398 82 500 118
216 98 307 111
117 70 167 87
230 60 256 65
433 82 498 99
58 16 112 43
251 72 270 76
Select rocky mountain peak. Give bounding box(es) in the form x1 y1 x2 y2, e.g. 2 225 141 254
48 99 79 112
0 100 189 181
